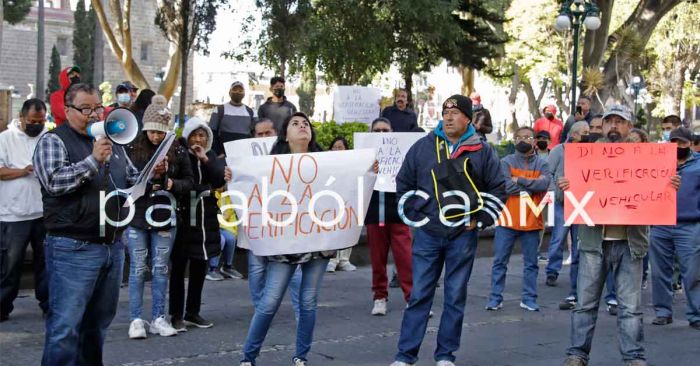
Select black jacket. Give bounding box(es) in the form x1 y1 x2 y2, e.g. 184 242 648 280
127 143 194 230
173 146 226 260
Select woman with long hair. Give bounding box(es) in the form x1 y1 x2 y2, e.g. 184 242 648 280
125 95 194 339
240 112 331 366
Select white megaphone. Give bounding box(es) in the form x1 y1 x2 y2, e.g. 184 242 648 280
87 107 139 145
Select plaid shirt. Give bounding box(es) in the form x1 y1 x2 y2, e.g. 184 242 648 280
33 133 139 196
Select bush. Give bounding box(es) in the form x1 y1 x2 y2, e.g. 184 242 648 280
312 121 369 150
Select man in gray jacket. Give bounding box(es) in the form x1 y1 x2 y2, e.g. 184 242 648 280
563 105 681 366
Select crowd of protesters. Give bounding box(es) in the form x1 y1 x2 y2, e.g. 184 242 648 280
0 70 698 366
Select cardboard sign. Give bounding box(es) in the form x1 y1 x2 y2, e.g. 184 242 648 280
225 149 377 256
333 86 381 124
564 143 677 225
354 132 425 192
224 136 277 158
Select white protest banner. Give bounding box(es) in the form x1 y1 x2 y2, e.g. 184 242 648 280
353 132 425 192
119 132 175 205
224 136 277 158
333 86 381 124
224 149 377 256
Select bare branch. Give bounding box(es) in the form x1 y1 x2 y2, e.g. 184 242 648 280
92 0 123 59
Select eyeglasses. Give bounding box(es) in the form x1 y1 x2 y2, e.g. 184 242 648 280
67 105 105 116
514 136 534 141
373 129 391 133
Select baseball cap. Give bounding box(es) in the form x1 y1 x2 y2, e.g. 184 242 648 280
669 127 693 143
535 130 551 140
68 65 81 74
231 81 245 89
602 104 632 122
120 81 138 91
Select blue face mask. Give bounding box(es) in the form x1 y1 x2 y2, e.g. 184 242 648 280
117 93 131 105
662 130 671 141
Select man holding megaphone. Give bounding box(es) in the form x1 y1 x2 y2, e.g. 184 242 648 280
33 83 153 366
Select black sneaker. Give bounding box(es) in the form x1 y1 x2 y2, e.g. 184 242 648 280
690 321 700 330
546 275 558 287
0 313 8 322
171 318 188 332
389 272 399 288
606 301 618 316
651 316 673 325
559 296 576 310
221 266 245 279
184 314 213 328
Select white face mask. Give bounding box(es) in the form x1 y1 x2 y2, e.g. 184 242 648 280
117 93 131 104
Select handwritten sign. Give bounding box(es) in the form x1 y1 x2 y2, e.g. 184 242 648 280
224 136 277 158
354 132 425 192
333 86 381 124
225 149 377 256
564 143 677 225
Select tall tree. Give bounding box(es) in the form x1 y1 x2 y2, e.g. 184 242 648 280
156 0 226 119
2 0 31 24
73 0 95 86
48 45 62 95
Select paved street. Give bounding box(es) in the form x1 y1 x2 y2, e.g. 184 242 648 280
1 251 698 366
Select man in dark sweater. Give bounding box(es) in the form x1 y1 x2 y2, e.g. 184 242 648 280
257 76 297 132
381 89 418 132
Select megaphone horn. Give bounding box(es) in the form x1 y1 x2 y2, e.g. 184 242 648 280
87 107 140 146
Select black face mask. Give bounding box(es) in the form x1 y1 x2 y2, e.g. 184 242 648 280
579 134 590 143
607 131 622 142
515 141 533 154
588 133 603 142
544 112 554 120
273 88 285 98
231 93 244 104
24 123 44 137
677 147 691 160
536 141 549 150
69 76 81 85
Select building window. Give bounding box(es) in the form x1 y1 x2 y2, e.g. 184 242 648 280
56 37 69 56
141 43 151 62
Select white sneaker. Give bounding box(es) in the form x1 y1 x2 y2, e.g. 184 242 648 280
326 261 337 273
150 316 178 337
128 318 147 339
240 362 253 366
437 361 456 366
372 299 387 315
390 362 414 366
337 261 357 271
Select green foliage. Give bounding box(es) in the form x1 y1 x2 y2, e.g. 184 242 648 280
72 0 95 86
48 45 62 94
312 121 369 150
3 0 32 25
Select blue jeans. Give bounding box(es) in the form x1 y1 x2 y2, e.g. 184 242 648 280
568 241 644 362
209 229 236 270
650 223 700 323
42 235 124 366
247 250 301 316
395 229 478 364
546 203 578 279
126 227 176 320
489 227 540 304
242 258 329 363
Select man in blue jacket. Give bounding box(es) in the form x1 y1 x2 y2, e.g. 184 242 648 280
649 127 700 330
390 95 506 366
381 89 418 132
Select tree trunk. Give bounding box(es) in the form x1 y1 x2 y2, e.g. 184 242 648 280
93 2 104 86
521 80 539 125
91 0 151 91
298 60 317 116
459 66 474 96
36 0 45 100
670 62 686 116
158 43 181 101
507 64 520 135
581 0 613 69
403 70 413 109
599 0 683 103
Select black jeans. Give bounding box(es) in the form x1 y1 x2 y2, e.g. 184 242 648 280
168 251 207 319
0 218 48 317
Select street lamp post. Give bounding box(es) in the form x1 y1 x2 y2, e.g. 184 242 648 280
625 76 649 131
554 0 601 116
